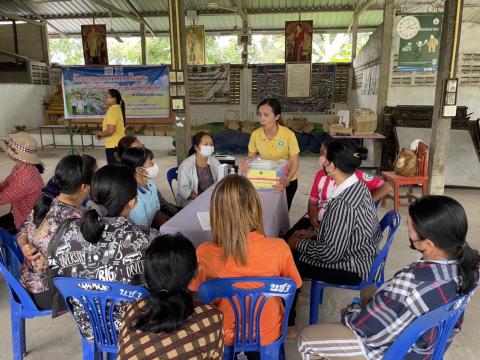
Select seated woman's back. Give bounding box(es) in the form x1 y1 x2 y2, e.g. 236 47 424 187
118 234 224 360
343 196 479 359
48 165 157 336
189 175 302 346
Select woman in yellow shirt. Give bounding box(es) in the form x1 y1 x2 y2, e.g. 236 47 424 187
96 89 126 164
241 98 300 210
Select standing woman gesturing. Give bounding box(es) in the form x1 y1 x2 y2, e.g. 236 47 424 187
242 98 300 210
96 89 126 164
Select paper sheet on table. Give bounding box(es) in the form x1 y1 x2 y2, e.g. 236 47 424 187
197 212 211 231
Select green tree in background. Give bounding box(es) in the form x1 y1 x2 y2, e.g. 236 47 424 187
49 38 84 65
107 38 141 65
249 35 284 64
205 36 242 64
49 33 371 65
312 33 372 62
147 37 171 64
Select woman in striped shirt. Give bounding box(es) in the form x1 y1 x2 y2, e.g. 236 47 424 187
287 140 383 332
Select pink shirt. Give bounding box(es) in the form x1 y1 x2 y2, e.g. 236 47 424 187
309 169 384 221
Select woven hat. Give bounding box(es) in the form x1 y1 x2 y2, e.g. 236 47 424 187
0 132 42 165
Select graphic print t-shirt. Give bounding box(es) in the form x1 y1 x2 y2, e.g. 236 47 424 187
48 216 157 338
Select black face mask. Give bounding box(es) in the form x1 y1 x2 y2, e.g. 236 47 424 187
409 238 425 253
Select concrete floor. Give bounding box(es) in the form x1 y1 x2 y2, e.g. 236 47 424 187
0 148 479 360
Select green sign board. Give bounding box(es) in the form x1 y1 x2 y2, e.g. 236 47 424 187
396 13 443 71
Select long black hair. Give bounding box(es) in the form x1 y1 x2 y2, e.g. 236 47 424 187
188 131 213 157
117 136 140 160
409 195 479 294
107 89 126 126
131 233 197 333
33 154 96 227
79 165 137 244
326 139 368 175
121 147 154 171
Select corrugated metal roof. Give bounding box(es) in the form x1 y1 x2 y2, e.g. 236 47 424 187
23 0 106 17
47 16 141 34
1 0 480 36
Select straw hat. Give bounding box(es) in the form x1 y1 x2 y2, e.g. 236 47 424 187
0 132 42 165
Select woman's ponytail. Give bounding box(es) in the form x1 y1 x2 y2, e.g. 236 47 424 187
120 99 126 127
457 243 480 294
132 289 194 333
79 209 104 245
33 177 60 227
107 89 126 126
33 195 54 227
130 234 197 333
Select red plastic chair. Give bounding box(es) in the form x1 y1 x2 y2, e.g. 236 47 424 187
382 142 429 211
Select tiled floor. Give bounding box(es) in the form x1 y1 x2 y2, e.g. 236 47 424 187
0 148 479 359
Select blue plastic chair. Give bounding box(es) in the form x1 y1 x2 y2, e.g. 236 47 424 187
0 227 23 278
166 166 178 201
309 210 401 325
53 277 149 360
199 277 297 360
0 229 52 360
383 292 473 359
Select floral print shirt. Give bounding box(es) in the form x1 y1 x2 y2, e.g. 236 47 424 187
19 198 84 294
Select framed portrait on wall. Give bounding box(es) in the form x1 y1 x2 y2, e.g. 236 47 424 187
285 20 313 63
185 25 206 65
81 25 108 65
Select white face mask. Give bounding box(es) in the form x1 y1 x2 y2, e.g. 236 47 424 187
143 162 159 178
200 145 214 158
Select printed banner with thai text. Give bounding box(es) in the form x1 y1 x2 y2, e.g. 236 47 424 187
62 65 170 119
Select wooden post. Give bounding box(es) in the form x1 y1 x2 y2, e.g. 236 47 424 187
41 21 50 65
347 12 358 111
240 19 249 123
428 0 463 194
375 0 394 168
376 0 394 129
12 21 19 64
140 23 147 65
168 0 191 164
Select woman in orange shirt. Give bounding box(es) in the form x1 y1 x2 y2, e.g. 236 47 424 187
189 174 302 347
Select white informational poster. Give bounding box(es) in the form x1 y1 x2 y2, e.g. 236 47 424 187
286 63 312 98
